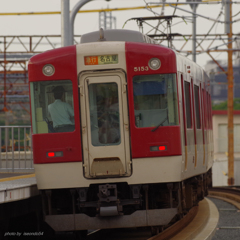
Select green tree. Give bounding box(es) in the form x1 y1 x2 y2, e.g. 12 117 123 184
212 98 240 110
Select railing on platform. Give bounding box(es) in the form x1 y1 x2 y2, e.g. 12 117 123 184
0 126 33 172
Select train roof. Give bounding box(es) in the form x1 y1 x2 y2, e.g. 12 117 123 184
80 29 157 45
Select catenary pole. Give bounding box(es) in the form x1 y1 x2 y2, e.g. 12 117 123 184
187 0 201 62
192 3 197 62
61 0 70 47
69 0 93 46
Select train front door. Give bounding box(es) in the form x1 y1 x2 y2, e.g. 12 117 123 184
79 71 132 179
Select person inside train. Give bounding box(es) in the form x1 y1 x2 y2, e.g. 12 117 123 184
48 86 75 132
98 96 120 144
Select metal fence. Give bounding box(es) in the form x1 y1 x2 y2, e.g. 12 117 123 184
0 126 34 172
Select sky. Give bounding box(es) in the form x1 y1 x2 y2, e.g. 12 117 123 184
1 0 240 70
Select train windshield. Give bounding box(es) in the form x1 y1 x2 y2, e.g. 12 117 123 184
30 80 75 134
133 74 178 128
88 82 120 146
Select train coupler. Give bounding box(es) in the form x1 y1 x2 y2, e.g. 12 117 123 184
97 184 123 216
98 184 117 202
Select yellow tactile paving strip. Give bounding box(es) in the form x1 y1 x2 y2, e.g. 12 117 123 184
0 173 35 182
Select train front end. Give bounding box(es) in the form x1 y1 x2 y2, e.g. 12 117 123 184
28 30 184 232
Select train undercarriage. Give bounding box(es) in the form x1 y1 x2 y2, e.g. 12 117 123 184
41 169 212 235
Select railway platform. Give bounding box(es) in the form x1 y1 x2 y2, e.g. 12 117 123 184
0 173 38 204
0 173 42 238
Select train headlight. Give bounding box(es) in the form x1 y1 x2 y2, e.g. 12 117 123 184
43 64 55 76
148 58 161 70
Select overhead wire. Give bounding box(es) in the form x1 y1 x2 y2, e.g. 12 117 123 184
141 0 239 66
0 5 166 16
143 0 166 35
232 11 240 18
172 0 179 15
197 10 224 54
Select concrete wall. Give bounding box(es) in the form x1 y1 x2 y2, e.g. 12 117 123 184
212 111 240 186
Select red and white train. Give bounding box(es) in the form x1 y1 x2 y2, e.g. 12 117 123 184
28 29 213 234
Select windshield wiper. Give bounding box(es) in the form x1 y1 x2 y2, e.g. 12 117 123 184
151 117 168 132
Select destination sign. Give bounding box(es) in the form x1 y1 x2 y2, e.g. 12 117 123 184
84 55 118 65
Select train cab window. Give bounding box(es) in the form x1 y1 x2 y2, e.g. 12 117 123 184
30 80 75 134
184 81 192 128
133 74 179 128
88 82 120 146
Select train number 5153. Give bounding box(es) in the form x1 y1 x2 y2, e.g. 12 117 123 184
134 66 149 72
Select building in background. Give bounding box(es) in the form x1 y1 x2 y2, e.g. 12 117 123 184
0 73 30 125
212 110 240 186
206 41 240 186
206 63 240 105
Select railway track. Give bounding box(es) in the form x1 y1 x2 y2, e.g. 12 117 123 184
83 198 218 240
47 188 240 239
208 187 240 240
208 187 240 210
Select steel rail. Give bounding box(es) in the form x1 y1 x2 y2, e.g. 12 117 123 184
208 187 240 209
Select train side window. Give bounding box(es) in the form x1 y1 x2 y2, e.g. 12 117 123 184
181 75 187 146
194 85 201 129
133 74 179 128
200 85 204 130
184 81 192 128
202 89 207 129
30 80 75 134
207 93 212 129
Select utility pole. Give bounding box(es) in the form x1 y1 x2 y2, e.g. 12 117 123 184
226 0 234 185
